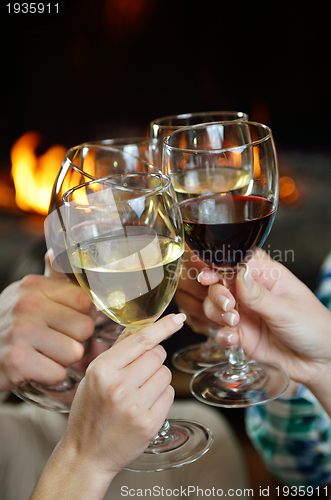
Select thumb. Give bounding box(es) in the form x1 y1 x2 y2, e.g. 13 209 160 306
236 265 283 324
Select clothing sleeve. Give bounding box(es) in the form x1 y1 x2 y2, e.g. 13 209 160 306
245 385 331 487
315 252 331 309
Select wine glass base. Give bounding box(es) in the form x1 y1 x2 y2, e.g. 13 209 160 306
124 419 213 472
12 367 83 413
190 360 289 408
172 342 227 374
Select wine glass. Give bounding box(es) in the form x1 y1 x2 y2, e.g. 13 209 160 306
47 139 158 344
62 172 213 471
150 110 248 167
163 121 289 407
13 144 157 412
150 111 248 373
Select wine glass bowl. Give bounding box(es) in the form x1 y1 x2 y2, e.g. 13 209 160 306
150 111 248 168
47 141 158 277
163 121 289 407
61 171 213 471
62 172 184 332
47 141 159 343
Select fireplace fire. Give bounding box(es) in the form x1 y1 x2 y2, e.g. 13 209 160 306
0 132 67 290
9 132 67 216
0 132 66 216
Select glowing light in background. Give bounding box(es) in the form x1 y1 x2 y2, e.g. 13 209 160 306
10 132 66 215
279 175 300 204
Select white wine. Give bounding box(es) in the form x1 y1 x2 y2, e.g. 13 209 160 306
171 166 252 202
70 227 184 330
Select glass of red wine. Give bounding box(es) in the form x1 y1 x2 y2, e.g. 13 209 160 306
163 121 289 407
150 111 248 373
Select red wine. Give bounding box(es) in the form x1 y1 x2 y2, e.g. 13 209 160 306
180 195 276 268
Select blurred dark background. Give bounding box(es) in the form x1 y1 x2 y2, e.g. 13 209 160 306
1 1 330 154
1 1 331 292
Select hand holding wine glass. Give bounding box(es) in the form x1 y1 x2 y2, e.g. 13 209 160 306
163 120 289 407
62 171 213 471
29 313 184 500
200 249 331 398
0 274 95 393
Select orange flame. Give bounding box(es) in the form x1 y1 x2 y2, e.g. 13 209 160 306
253 146 261 177
279 176 300 204
11 132 66 215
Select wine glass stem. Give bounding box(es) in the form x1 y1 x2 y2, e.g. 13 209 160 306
219 269 251 376
228 343 250 374
145 419 188 453
203 328 223 351
152 419 172 443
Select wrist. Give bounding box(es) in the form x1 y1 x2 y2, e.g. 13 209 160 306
31 437 117 500
57 436 118 489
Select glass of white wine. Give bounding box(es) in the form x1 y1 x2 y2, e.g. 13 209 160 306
149 111 248 373
62 171 213 471
13 145 158 413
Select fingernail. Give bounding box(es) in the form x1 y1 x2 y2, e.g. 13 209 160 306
240 264 253 288
217 331 234 344
228 313 236 326
173 313 187 325
197 271 204 283
225 333 234 343
216 295 229 312
221 312 236 326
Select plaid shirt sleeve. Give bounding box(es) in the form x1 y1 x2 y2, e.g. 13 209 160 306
245 385 331 487
315 252 331 309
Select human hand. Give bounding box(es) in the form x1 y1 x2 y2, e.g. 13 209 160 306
199 249 331 394
52 314 185 492
0 269 95 391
